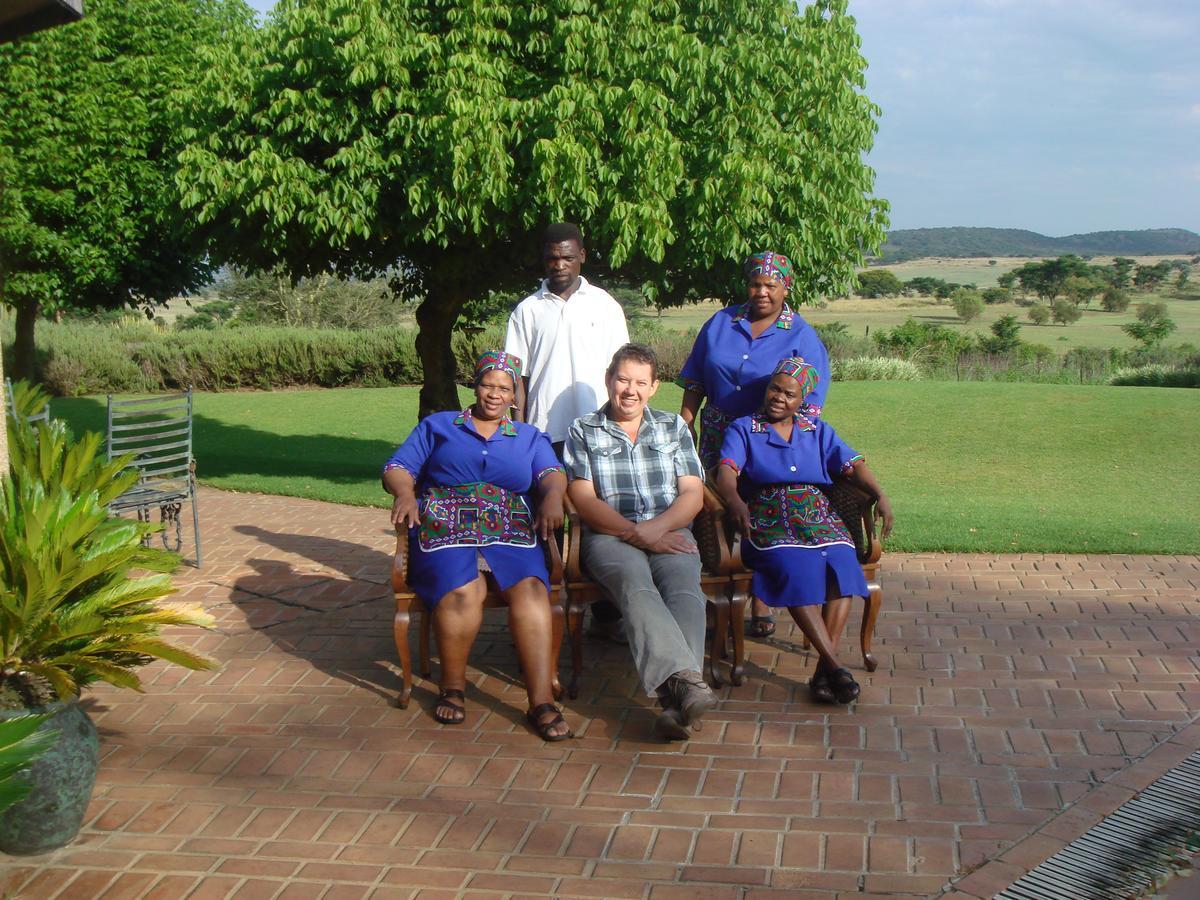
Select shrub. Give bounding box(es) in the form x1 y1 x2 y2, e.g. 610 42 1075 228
1050 299 1082 325
873 318 971 365
812 321 873 359
1027 304 1051 325
629 320 696 382
1062 346 1119 383
35 321 158 396
978 315 1023 353
458 290 521 329
1109 365 1200 388
952 288 984 323
174 300 238 331
831 357 921 381
982 287 1010 304
904 276 956 299
1101 286 1131 312
854 270 903 298
207 268 412 329
1123 302 1177 348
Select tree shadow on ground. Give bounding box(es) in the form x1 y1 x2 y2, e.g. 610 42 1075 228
228 524 562 731
911 313 969 325
49 398 396 487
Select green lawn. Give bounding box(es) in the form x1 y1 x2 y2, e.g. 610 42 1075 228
54 381 1199 555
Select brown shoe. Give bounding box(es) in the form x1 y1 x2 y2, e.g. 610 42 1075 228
660 670 716 727
653 706 691 741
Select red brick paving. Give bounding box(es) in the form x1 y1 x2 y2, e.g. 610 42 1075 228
1 487 1198 898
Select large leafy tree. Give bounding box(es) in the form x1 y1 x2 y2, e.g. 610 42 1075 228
0 0 254 381
179 0 888 416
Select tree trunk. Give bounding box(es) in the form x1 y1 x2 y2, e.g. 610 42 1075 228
414 264 472 419
11 300 39 383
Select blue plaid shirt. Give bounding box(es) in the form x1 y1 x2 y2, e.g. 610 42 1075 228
564 405 704 522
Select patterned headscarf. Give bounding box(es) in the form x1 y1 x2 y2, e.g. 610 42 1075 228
474 349 523 384
772 356 820 399
743 251 794 290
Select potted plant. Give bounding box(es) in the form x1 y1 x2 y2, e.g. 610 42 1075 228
0 384 216 855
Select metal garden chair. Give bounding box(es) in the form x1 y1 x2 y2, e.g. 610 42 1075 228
106 389 202 567
5 378 50 426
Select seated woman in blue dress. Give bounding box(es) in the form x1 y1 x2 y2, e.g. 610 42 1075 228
678 250 830 638
382 350 571 740
715 357 894 703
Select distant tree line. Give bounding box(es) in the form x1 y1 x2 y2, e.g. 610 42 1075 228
876 227 1200 263
853 255 1192 347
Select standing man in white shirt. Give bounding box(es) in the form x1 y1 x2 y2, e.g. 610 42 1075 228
506 223 630 454
506 222 631 640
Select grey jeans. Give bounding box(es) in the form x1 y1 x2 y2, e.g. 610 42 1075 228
581 529 706 696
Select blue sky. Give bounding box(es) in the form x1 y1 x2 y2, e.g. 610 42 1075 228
244 0 1199 236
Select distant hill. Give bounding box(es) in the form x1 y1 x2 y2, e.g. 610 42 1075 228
877 227 1200 262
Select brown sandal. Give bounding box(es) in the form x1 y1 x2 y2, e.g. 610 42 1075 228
433 688 466 724
526 702 572 742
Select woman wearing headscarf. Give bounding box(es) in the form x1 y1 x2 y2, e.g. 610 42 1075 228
382 350 572 740
715 358 893 703
678 251 830 636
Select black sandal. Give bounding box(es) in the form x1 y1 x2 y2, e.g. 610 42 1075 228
808 671 836 704
526 702 573 742
433 688 466 724
829 667 861 704
748 614 776 638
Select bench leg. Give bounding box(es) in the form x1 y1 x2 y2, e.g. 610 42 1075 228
707 593 729 687
728 584 747 687
861 581 882 673
393 601 413 709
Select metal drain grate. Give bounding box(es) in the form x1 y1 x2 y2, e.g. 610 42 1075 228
995 749 1200 899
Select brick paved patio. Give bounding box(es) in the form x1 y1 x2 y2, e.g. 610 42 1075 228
2 487 1198 899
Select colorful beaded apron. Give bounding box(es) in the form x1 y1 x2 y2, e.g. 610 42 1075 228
418 482 535 552
746 483 853 551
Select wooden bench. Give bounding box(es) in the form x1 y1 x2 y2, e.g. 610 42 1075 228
390 527 565 708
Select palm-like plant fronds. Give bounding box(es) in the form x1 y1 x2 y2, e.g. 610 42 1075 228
1 403 217 706
0 713 56 813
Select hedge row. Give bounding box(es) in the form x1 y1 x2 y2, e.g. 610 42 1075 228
9 317 1191 398
1 320 704 396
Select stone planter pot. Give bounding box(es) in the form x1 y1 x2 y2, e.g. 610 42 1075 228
0 698 99 855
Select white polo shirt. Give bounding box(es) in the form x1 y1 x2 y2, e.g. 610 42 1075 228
504 276 630 443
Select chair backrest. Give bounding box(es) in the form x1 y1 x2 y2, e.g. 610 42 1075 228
818 478 879 565
5 378 50 426
106 389 194 484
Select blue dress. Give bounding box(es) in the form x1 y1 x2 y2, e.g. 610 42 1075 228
383 409 564 604
719 414 868 607
678 303 830 469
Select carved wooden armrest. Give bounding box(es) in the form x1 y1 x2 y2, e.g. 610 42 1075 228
391 525 411 595
561 495 587 582
543 520 564 585
697 483 740 575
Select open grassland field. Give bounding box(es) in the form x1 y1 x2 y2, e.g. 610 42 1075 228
648 256 1199 351
53 381 1198 555
648 293 1200 351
